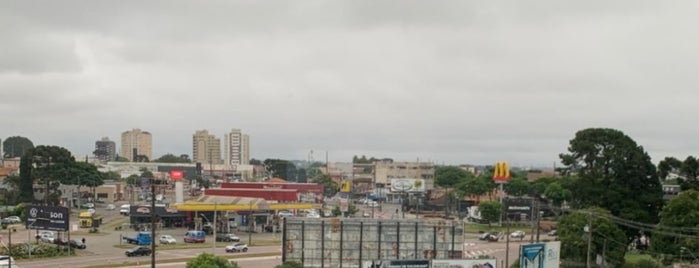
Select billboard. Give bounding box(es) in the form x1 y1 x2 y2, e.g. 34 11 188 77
341 181 352 193
390 178 425 192
363 260 430 268
25 205 70 231
520 242 560 268
169 170 184 180
432 259 497 268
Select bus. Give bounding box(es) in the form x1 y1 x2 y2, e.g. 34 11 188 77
184 230 206 243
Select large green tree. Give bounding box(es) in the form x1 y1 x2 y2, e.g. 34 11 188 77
503 177 531 197
19 145 75 203
435 166 470 188
558 207 626 266
657 156 682 181
263 159 297 181
478 201 502 226
3 136 34 158
652 190 699 258
312 174 338 197
186 252 239 268
559 128 663 228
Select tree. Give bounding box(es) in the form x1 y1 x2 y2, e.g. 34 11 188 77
263 159 297 180
312 174 338 197
558 207 626 266
153 153 191 163
652 190 699 257
559 128 663 230
186 252 239 268
19 145 75 204
3 136 34 158
435 166 470 188
658 157 682 181
543 182 572 207
503 178 531 197
478 201 502 226
275 261 303 268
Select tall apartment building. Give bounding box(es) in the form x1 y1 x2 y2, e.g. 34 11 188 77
120 128 152 161
94 137 116 162
224 128 250 168
192 130 223 165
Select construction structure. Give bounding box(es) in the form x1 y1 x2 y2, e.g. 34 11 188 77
282 218 464 267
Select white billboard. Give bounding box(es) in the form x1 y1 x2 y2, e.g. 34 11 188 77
390 178 425 192
432 259 497 268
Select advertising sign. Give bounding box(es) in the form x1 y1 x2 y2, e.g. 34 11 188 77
170 170 184 180
340 198 349 212
340 181 351 193
390 178 425 192
543 241 560 268
520 243 545 268
25 205 70 231
432 259 497 268
492 162 511 183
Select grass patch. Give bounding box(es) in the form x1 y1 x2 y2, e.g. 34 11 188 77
625 253 656 263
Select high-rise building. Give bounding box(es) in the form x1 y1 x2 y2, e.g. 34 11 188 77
192 130 223 165
120 128 152 162
224 128 250 168
94 137 116 162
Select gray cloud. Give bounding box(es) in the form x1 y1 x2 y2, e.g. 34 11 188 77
2 1 699 166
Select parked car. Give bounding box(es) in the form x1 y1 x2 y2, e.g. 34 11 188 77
478 232 500 242
125 246 152 257
510 230 526 239
57 239 86 249
367 201 380 208
81 203 95 209
225 242 248 253
38 231 56 243
106 204 116 210
547 230 558 236
159 235 176 244
1 216 21 224
216 233 240 242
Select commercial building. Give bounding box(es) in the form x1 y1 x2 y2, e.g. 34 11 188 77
374 161 436 190
94 137 116 162
192 130 223 165
223 128 250 168
120 128 152 161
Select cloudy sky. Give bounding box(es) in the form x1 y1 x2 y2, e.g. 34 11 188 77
2 1 699 167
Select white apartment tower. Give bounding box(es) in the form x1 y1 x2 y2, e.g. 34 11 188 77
224 128 250 168
120 128 152 161
192 130 223 165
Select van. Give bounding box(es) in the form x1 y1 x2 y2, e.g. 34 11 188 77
184 230 206 243
120 204 130 215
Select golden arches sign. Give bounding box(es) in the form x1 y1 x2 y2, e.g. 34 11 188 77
492 161 511 183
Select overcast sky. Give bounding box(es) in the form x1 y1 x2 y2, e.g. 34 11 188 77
2 1 699 167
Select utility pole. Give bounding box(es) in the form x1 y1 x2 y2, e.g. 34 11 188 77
586 212 592 268
150 183 156 268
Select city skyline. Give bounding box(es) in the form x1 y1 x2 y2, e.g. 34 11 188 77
3 1 699 167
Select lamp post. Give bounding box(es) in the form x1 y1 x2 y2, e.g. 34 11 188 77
248 200 254 245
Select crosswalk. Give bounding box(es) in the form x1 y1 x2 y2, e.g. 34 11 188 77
462 248 503 259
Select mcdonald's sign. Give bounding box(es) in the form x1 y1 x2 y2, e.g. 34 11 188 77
340 181 351 193
492 161 511 183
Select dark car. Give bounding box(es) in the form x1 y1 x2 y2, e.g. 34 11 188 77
215 233 240 242
125 246 152 257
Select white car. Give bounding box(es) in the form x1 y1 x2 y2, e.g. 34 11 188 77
120 204 130 215
38 231 56 243
106 204 116 210
367 201 380 208
278 211 293 218
306 212 321 218
159 235 176 244
225 243 248 253
510 230 526 239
